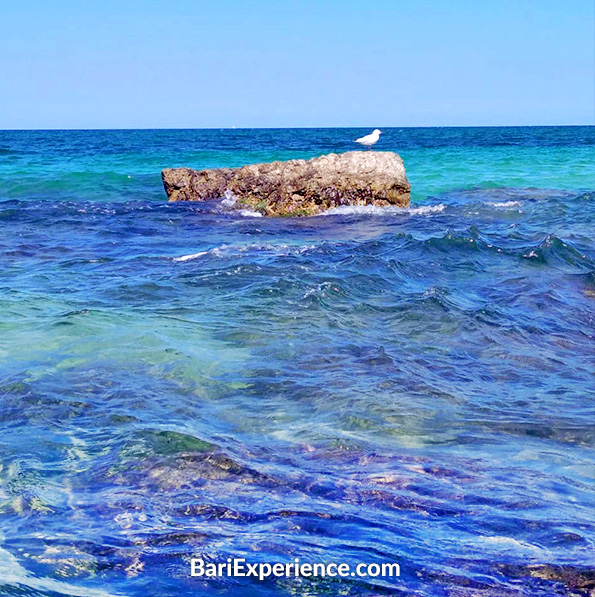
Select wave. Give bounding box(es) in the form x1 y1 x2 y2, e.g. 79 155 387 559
173 250 211 262
220 189 237 208
0 540 122 597
320 204 446 217
238 209 263 217
520 233 595 269
173 242 318 262
491 200 522 208
169 230 595 281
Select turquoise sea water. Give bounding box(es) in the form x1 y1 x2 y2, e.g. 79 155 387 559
0 127 594 596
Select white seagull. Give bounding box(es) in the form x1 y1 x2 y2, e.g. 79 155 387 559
354 129 382 149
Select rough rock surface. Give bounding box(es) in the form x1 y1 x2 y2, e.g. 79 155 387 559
162 151 410 216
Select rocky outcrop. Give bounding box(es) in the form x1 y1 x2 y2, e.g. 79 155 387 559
162 151 410 216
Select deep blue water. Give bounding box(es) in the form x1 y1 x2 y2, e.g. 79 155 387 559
0 127 594 596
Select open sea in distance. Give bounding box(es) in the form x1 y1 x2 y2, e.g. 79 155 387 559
0 126 593 596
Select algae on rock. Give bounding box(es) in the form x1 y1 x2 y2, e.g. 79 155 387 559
162 151 410 217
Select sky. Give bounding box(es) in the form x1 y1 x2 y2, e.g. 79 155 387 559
0 0 593 129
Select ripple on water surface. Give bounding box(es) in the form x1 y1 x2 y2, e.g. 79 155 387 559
0 127 594 596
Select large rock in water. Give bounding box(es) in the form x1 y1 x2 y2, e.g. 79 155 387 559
162 151 410 216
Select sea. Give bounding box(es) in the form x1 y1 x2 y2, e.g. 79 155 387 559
0 126 593 596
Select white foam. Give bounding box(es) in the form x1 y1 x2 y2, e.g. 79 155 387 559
407 204 446 215
174 242 316 262
492 201 522 208
0 540 125 597
303 280 343 299
320 204 446 217
173 251 209 262
235 242 316 255
238 209 263 217
220 190 237 208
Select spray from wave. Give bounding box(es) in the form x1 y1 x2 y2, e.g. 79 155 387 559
319 204 446 216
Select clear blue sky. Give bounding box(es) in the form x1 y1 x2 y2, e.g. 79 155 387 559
1 0 593 128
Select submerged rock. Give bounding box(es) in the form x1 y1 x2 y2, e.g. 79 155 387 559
162 151 410 216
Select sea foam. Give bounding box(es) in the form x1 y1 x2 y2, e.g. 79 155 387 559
320 204 446 216
491 200 522 208
173 242 317 262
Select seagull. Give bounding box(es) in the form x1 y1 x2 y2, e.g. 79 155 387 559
354 129 382 149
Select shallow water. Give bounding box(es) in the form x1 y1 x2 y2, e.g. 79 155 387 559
0 127 594 596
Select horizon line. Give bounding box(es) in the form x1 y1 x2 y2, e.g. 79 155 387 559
1 123 594 132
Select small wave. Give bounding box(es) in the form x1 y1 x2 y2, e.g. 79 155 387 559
407 204 446 215
173 251 211 262
320 204 446 217
220 190 237 208
520 233 595 269
0 542 122 597
173 242 317 262
238 209 263 217
491 200 522 208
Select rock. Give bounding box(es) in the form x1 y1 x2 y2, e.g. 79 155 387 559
162 151 410 216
